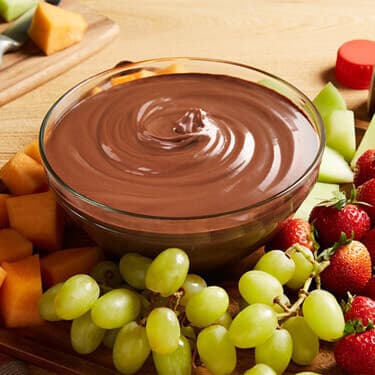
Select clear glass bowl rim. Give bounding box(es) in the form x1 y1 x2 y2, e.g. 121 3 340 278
39 56 326 221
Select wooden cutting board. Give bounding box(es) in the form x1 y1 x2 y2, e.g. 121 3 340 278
0 0 119 106
0 232 344 375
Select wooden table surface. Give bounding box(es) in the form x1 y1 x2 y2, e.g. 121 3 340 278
0 0 374 374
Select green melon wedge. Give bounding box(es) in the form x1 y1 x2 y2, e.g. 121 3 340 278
0 0 37 21
351 114 375 168
313 82 346 125
325 109 356 162
257 78 293 98
294 182 340 220
318 146 353 183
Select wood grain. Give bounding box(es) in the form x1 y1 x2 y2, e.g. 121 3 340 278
0 0 119 107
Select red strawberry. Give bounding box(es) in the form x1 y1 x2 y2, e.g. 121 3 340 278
319 239 372 296
357 177 375 224
364 276 375 300
360 227 375 264
266 217 314 252
343 295 375 326
354 149 375 186
334 326 375 375
309 195 371 248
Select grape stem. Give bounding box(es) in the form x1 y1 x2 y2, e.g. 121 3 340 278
169 289 184 311
275 258 331 322
276 275 313 321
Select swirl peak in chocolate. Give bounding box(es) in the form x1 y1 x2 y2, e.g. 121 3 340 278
45 73 319 218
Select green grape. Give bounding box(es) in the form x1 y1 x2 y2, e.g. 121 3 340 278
185 286 229 328
153 335 192 375
102 328 120 349
228 304 277 349
91 288 141 329
119 253 152 290
90 260 123 290
238 270 283 306
139 292 152 318
145 248 189 297
55 274 100 320
286 249 314 290
254 250 295 285
302 289 345 341
181 325 196 342
180 325 197 352
197 325 236 375
70 311 106 354
214 311 232 329
113 321 150 375
39 282 63 321
272 294 291 314
243 364 277 375
180 273 207 306
282 316 319 365
255 328 293 374
146 307 180 354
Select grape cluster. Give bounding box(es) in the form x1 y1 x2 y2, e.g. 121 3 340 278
39 246 345 375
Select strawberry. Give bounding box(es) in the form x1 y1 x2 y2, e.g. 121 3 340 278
309 192 371 248
357 177 375 224
364 276 375 300
360 227 375 264
265 217 314 252
343 295 375 326
334 323 375 375
319 239 372 296
354 149 375 186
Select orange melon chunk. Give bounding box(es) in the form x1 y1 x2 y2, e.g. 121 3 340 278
0 194 12 228
23 139 42 165
41 246 103 287
0 228 33 263
0 254 43 327
28 1 88 56
6 191 65 251
110 69 156 86
157 63 187 75
0 152 46 195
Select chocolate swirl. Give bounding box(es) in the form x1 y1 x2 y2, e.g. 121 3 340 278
45 73 319 217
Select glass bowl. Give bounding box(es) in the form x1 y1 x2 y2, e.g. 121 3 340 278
39 57 325 271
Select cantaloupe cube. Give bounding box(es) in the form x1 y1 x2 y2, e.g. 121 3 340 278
110 69 156 86
41 246 103 287
0 228 33 263
157 63 187 75
0 254 43 327
6 191 65 251
23 139 42 165
0 194 11 228
28 1 88 56
0 152 46 195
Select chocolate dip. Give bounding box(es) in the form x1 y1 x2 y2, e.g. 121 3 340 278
45 73 319 219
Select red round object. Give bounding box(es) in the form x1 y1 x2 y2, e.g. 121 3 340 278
335 39 375 89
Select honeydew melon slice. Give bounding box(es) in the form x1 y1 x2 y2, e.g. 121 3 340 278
294 182 340 220
351 114 375 168
325 109 356 162
0 0 37 21
318 146 353 183
313 82 346 124
257 78 292 98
